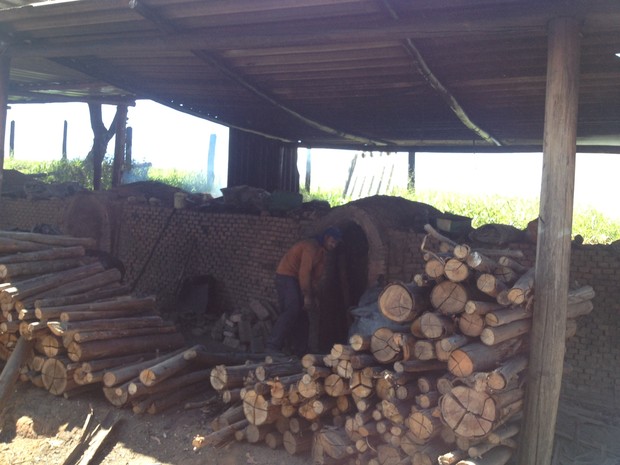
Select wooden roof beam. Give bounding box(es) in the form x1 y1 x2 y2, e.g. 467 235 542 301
379 0 501 146
128 0 389 147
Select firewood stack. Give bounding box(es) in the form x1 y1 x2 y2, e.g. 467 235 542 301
192 224 594 465
209 299 279 353
0 229 188 402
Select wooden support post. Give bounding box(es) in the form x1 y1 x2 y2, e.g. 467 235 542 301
518 16 581 465
0 54 10 200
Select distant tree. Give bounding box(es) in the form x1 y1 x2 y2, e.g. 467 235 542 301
86 103 121 190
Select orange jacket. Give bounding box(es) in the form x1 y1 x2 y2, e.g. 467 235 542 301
276 239 326 297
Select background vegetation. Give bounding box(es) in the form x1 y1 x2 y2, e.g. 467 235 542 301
5 159 619 244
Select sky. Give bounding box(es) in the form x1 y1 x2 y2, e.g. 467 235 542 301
4 100 620 219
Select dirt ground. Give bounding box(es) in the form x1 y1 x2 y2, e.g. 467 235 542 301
0 380 313 465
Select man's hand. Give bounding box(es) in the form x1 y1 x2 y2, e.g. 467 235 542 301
303 295 314 311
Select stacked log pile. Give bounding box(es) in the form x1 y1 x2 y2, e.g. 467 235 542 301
209 299 279 353
192 224 594 465
0 229 190 405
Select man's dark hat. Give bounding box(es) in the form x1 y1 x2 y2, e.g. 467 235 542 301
323 226 343 242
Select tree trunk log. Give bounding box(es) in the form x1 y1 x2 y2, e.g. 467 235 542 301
447 339 523 378
378 282 430 323
444 258 470 283
430 281 468 315
67 332 185 362
243 390 280 426
506 267 535 305
480 320 531 346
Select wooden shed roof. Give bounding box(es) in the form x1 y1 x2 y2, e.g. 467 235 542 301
1 0 619 152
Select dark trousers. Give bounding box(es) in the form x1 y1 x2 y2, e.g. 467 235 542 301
267 274 309 355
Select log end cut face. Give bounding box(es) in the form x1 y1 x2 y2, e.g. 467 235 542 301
440 386 497 439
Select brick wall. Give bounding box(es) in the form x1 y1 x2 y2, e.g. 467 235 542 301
0 197 618 407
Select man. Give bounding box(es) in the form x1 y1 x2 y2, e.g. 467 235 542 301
266 226 343 356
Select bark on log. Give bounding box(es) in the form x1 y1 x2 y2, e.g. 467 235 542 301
73 324 178 343
506 267 535 305
138 344 201 386
486 354 528 391
349 334 371 352
484 306 531 327
255 360 302 382
480 320 531 346
283 430 313 455
454 445 513 465
0 257 90 280
32 284 131 310
210 363 263 391
102 349 185 387
42 268 122 298
67 332 185 362
0 337 34 410
464 300 506 316
476 274 507 298
0 230 97 248
466 252 499 274
0 245 85 265
447 339 523 377
37 295 152 321
192 419 249 449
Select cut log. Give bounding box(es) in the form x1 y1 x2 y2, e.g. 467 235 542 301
480 320 531 346
417 312 455 339
439 334 471 353
378 282 430 323
66 332 185 362
283 430 313 455
138 344 201 386
466 252 499 274
324 373 351 397
0 262 104 308
486 354 528 391
243 390 280 425
50 315 167 336
32 284 130 310
476 274 508 298
506 267 535 305
464 300 506 316
255 360 302 382
0 257 91 280
370 328 402 364
567 285 595 304
41 357 77 395
73 324 178 343
484 306 531 327
210 362 262 391
430 280 468 315
406 408 442 444
349 334 371 352
43 268 122 299
566 300 594 319
37 295 153 321
102 349 185 387
0 337 34 410
444 258 470 283
447 339 523 378
393 359 446 374
454 445 513 465
458 313 485 337
192 419 249 449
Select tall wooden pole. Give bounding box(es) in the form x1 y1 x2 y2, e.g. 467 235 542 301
0 55 10 200
518 17 581 465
